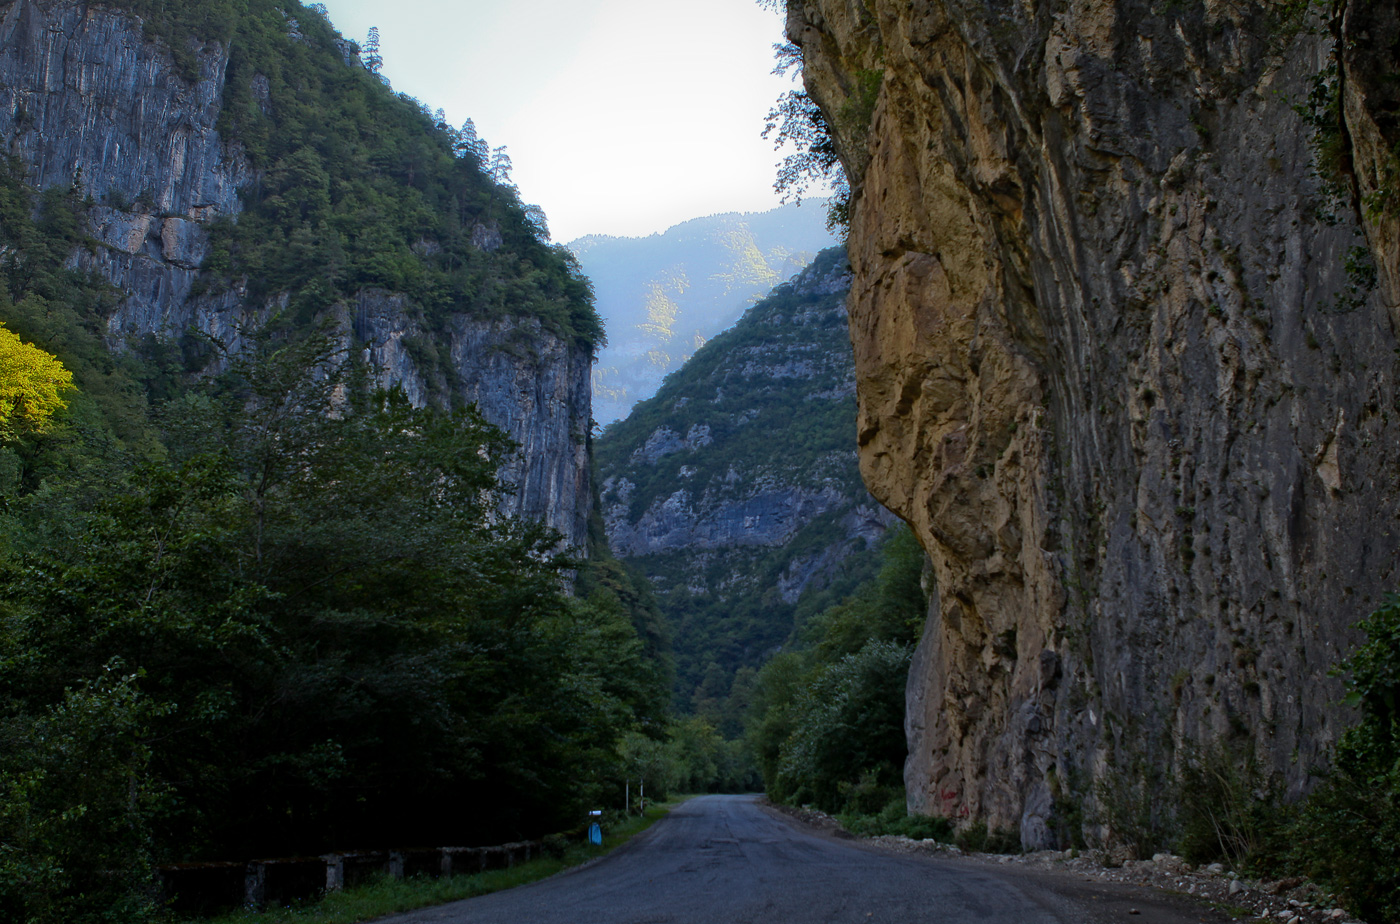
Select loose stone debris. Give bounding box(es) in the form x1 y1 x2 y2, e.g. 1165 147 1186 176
768 802 1368 924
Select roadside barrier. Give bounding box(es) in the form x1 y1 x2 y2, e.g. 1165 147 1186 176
158 839 550 915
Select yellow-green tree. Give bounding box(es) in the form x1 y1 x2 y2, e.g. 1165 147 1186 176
0 323 73 439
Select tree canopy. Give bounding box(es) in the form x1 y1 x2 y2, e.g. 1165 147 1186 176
0 337 669 923
0 324 73 440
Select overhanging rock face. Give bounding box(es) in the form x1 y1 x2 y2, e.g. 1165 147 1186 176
789 0 1400 846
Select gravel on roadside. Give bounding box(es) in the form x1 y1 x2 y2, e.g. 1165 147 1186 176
764 801 1368 924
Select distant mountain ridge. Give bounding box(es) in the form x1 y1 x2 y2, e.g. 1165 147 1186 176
570 202 838 426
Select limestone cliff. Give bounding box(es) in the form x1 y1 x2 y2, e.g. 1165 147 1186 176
0 0 591 545
787 0 1400 847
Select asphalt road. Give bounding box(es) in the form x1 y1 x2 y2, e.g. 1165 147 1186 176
380 794 1233 924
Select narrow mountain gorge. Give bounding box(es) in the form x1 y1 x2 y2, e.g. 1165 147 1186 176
787 0 1400 847
4 0 1399 918
596 247 896 715
0 0 593 544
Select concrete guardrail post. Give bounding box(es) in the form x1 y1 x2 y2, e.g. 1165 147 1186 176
244 862 266 910
323 854 344 892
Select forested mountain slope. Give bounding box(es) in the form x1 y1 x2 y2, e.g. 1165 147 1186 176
572 202 837 425
0 0 596 543
0 2 670 920
596 247 895 723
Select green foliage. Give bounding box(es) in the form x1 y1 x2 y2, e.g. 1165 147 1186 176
747 526 927 815
0 337 667 918
664 716 758 795
1341 595 1400 741
1175 741 1285 870
953 821 1021 855
614 718 759 802
763 85 850 233
840 794 954 841
771 639 912 809
1093 749 1175 860
195 0 601 351
1294 58 1350 206
807 526 927 661
0 665 166 924
1288 597 1400 923
574 554 675 730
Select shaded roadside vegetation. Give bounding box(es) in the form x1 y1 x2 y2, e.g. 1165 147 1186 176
0 7 649 920
0 333 672 924
744 525 943 838
1091 598 1400 924
187 798 686 924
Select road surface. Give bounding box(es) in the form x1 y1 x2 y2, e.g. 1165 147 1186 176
381 794 1232 924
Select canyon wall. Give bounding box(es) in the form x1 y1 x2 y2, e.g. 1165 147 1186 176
788 0 1400 847
0 0 591 546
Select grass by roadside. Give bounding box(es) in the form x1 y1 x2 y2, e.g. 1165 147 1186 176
181 797 690 924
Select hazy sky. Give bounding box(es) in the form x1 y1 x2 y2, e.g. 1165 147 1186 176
316 0 803 243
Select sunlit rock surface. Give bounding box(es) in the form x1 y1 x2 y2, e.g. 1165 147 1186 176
789 0 1400 846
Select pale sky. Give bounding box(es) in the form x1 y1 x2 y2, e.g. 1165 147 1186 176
316 0 801 243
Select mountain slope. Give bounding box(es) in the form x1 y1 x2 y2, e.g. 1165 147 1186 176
572 203 838 425
596 247 895 719
0 0 595 544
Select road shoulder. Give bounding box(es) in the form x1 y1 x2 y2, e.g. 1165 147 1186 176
758 799 1245 924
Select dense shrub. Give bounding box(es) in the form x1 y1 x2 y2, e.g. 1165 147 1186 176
0 341 668 919
1288 597 1400 923
772 639 912 810
1174 742 1285 870
748 526 928 817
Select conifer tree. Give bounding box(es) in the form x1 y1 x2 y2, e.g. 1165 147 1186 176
362 25 382 73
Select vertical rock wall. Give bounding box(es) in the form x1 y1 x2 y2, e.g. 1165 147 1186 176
789 0 1400 846
0 0 592 547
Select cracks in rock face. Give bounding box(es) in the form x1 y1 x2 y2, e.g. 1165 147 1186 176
795 0 1400 848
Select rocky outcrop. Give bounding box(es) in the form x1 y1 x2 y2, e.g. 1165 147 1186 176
351 292 592 542
0 0 264 351
788 0 1400 847
600 250 874 562
0 0 592 547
